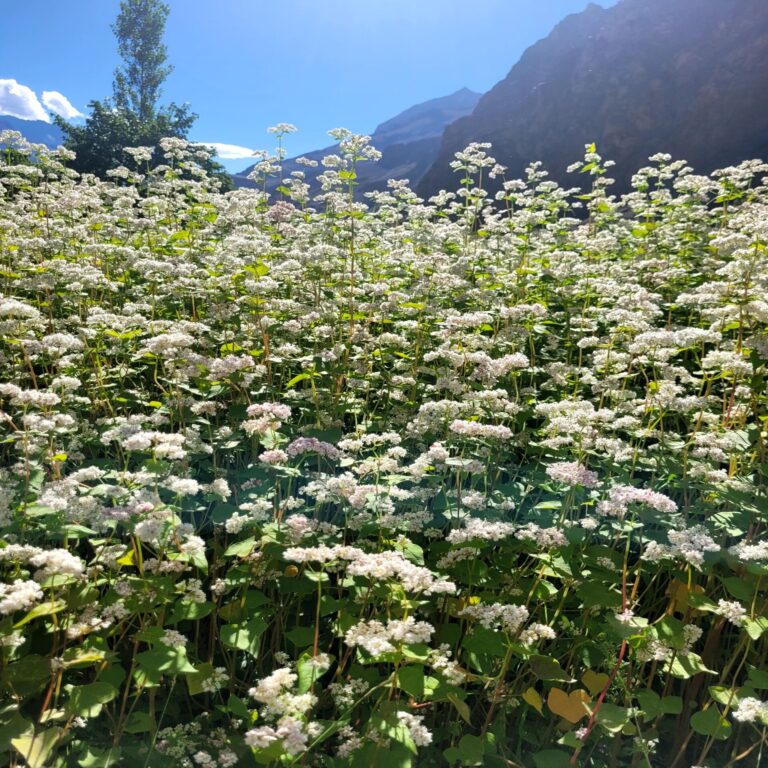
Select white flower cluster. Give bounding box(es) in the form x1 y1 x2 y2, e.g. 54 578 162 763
259 449 288 465
733 697 768 724
248 667 316 719
459 602 529 634
0 579 43 614
446 517 516 544
245 716 318 756
449 419 513 441
283 544 363 564
335 725 363 758
328 678 369 710
545 461 599 488
0 544 86 583
207 354 254 380
396 710 433 747
519 623 558 645
285 544 454 594
346 550 456 595
285 437 341 459
120 430 187 460
729 540 768 562
244 667 321 756
133 506 174 544
144 332 197 359
597 485 677 518
642 526 720 569
429 644 467 685
160 629 187 647
515 523 568 549
28 548 85 581
345 616 434 655
242 402 291 436
636 624 702 662
714 599 747 626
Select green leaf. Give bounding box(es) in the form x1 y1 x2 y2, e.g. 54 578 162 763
691 706 732 740
532 749 572 768
462 626 506 670
136 646 197 683
635 690 660 718
709 686 737 707
224 537 255 558
227 694 251 719
123 711 154 734
666 652 716 679
168 600 213 624
447 692 472 725
12 727 62 768
456 734 484 765
576 581 623 609
747 666 768 689
0 708 33 750
529 655 575 682
60 647 108 669
353 741 412 768
65 682 118 718
284 371 313 389
220 616 268 656
78 746 122 767
444 746 460 765
744 616 768 640
297 652 332 694
285 626 315 647
13 599 67 628
723 576 755 601
660 695 683 715
303 569 329 583
595 702 630 734
251 740 288 764
1 655 50 697
397 666 425 699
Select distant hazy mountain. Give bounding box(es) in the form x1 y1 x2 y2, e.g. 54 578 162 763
418 0 768 197
233 88 480 194
0 115 64 148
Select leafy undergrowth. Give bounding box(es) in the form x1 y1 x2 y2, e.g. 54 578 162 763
0 131 767 767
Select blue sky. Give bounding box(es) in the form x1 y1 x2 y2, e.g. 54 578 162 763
0 0 617 171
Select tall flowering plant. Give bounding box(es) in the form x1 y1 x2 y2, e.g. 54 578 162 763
0 129 766 767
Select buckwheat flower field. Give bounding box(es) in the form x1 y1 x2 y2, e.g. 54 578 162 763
0 130 767 768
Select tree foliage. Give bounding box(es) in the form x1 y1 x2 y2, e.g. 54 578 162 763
112 0 173 122
56 0 231 189
56 100 196 180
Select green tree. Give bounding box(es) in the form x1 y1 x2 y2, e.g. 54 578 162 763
57 0 231 189
112 0 173 122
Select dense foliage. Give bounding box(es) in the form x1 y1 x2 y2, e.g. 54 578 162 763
0 128 767 768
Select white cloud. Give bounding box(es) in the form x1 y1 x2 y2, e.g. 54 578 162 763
198 142 257 160
41 91 83 120
0 79 50 122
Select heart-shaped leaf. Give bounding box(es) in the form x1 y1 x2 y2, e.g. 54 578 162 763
547 688 590 723
581 670 610 696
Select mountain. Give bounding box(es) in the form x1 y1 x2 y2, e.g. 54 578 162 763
233 88 480 194
418 0 768 198
0 116 64 148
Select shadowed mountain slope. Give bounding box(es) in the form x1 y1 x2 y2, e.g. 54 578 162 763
418 0 768 197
